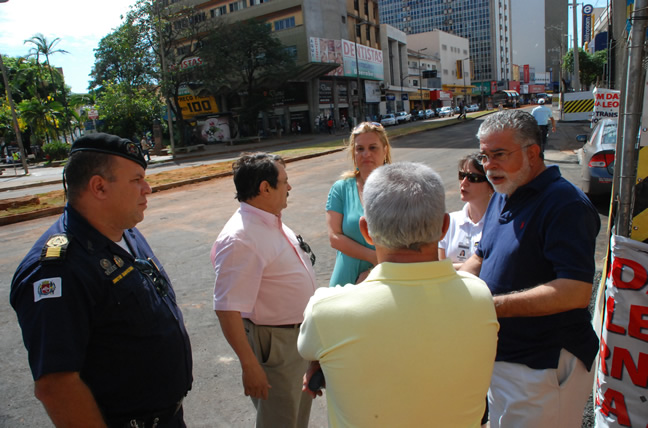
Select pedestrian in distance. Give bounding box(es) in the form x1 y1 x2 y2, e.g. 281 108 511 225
461 110 600 427
327 117 334 134
531 98 556 153
299 162 499 427
211 152 317 428
10 133 193 427
140 135 151 162
326 121 392 287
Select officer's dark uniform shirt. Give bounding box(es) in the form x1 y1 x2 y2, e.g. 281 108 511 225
10 204 193 420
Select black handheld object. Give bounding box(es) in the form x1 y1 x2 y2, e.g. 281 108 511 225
308 368 325 391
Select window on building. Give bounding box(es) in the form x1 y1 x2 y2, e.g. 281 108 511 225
250 0 267 5
230 0 247 12
364 0 369 15
413 79 419 87
211 6 227 17
274 16 295 31
442 44 447 50
365 25 370 41
354 0 359 11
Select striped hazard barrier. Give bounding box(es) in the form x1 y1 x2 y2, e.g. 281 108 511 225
563 98 595 113
561 91 594 121
631 146 648 242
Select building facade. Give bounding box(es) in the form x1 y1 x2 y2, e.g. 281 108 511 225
378 0 512 97
407 30 470 107
510 0 567 94
167 0 385 135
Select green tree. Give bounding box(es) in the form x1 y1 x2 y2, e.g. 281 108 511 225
24 34 72 142
95 80 163 138
18 97 64 143
198 19 297 136
563 48 608 89
89 0 217 146
90 15 157 89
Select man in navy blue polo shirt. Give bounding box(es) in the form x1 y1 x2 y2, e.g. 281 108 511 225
10 133 193 427
461 110 600 427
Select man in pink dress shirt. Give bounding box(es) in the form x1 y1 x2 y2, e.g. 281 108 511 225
211 152 318 428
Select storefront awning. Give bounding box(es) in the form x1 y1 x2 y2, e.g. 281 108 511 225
290 63 341 82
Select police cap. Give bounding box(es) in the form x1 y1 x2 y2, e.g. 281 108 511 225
70 133 147 169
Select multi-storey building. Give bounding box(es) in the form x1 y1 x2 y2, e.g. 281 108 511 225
408 30 470 107
166 0 384 134
378 0 513 98
510 0 567 94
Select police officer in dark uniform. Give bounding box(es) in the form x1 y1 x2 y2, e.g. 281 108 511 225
10 133 192 427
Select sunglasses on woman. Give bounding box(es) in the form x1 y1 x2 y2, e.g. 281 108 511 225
458 171 489 183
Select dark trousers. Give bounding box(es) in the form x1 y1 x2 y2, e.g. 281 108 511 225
539 125 549 151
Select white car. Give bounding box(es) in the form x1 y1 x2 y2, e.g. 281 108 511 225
467 104 480 112
425 109 435 118
439 107 454 117
396 111 412 123
380 114 397 126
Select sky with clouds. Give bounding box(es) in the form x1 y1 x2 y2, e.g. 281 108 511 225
0 0 136 93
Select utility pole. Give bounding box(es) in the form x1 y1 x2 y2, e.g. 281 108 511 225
355 21 371 125
418 48 428 110
0 54 29 175
615 0 647 236
572 0 581 91
155 0 176 160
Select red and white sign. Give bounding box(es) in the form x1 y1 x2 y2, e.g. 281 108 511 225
88 109 99 120
594 234 648 427
592 87 621 125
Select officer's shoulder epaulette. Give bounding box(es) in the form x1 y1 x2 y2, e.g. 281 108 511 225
40 234 70 263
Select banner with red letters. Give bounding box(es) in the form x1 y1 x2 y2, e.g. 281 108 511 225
594 234 648 427
592 87 621 126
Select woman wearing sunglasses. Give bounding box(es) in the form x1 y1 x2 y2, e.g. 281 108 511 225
326 122 392 286
439 153 494 269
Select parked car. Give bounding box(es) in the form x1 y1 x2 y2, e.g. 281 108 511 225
439 106 454 117
380 113 397 126
412 110 426 121
576 118 617 196
467 104 480 112
396 111 412 123
425 109 435 119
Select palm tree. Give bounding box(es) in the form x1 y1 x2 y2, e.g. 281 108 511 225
18 97 64 144
24 34 70 141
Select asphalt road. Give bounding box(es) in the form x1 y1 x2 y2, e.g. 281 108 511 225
0 117 604 427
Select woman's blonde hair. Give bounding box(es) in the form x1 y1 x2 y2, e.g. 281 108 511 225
341 122 392 179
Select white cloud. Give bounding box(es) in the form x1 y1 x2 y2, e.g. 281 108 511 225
0 0 137 93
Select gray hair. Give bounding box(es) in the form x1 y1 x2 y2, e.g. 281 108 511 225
363 162 446 251
476 110 541 147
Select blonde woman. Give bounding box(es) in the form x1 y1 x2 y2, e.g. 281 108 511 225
326 122 392 286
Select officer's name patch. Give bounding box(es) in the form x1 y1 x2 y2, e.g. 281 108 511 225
33 277 62 302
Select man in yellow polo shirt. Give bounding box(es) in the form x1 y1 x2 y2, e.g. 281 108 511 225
298 162 499 427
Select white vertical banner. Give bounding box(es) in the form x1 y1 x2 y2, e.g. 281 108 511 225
594 234 648 427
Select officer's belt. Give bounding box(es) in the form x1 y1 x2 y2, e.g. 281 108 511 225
107 399 183 428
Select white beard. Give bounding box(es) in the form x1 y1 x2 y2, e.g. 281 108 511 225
488 153 532 196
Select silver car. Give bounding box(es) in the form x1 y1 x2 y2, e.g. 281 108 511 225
576 119 616 196
380 113 397 126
